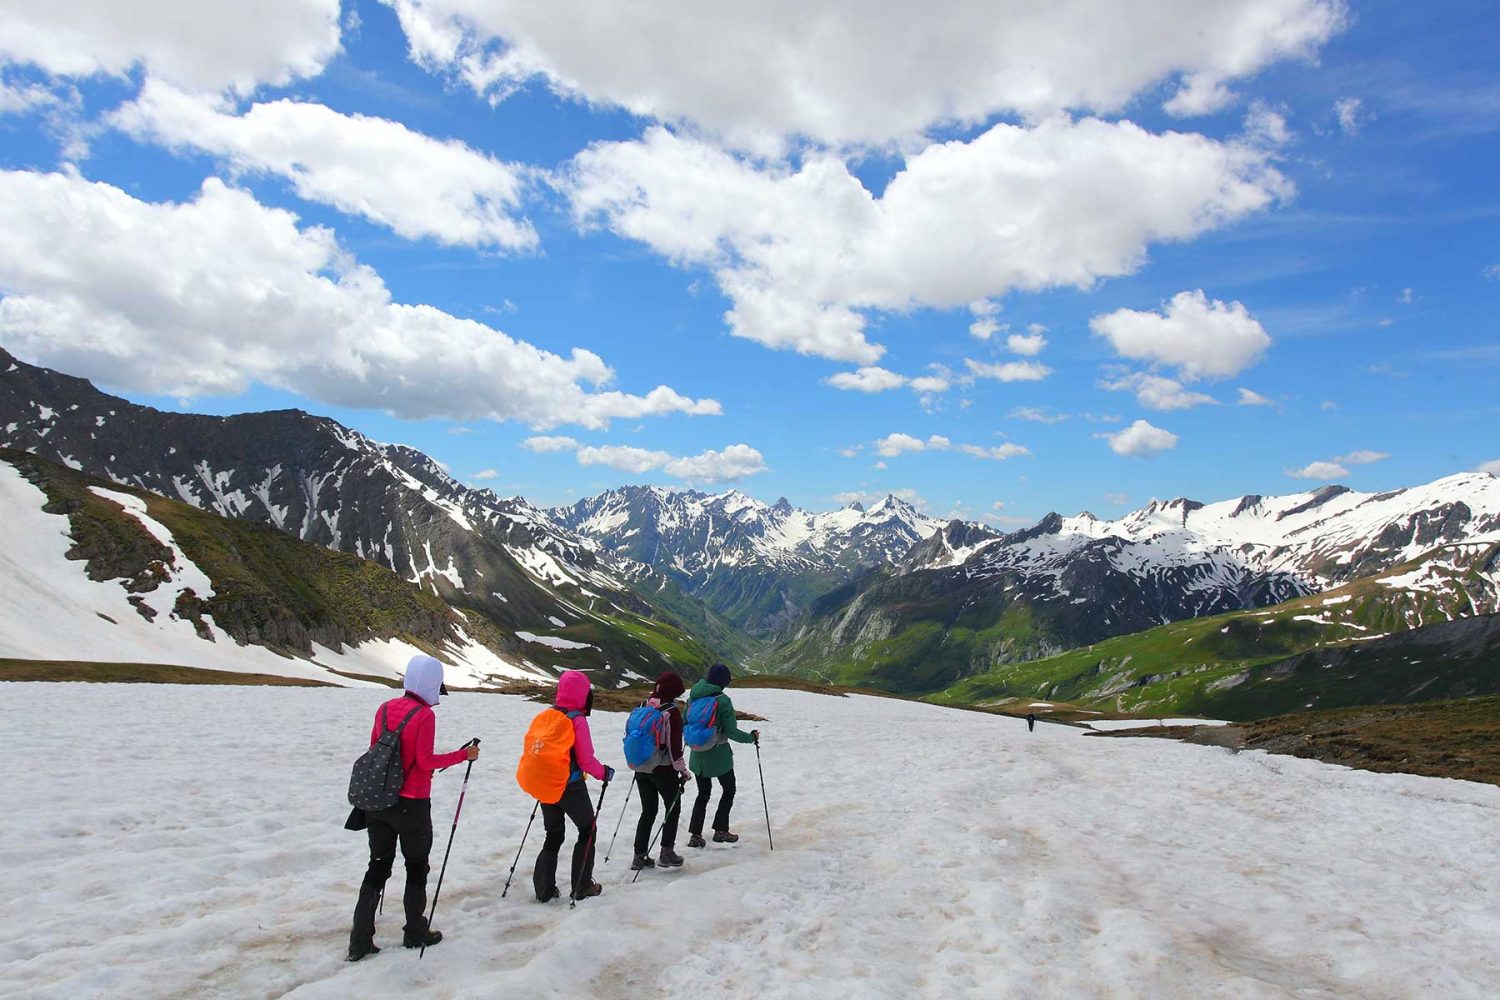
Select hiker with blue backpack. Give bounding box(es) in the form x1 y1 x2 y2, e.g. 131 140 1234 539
515 669 616 903
346 655 479 962
685 663 760 848
622 671 691 871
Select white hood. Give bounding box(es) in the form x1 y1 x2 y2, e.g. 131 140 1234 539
402 654 445 705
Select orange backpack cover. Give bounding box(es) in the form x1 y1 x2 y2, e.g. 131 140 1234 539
516 708 577 804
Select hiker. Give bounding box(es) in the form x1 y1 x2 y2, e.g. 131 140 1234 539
629 671 691 871
685 663 759 847
348 655 479 962
518 669 615 902
1027 712 1036 733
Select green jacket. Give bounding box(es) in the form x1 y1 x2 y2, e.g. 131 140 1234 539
686 679 754 778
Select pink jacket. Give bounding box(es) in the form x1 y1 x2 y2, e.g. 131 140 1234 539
555 670 609 782
371 693 469 799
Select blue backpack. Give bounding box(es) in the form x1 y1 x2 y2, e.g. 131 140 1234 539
683 696 721 752
622 704 671 771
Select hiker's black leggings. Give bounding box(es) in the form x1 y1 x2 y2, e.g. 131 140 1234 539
689 771 737 836
351 797 432 947
535 780 596 900
634 771 684 855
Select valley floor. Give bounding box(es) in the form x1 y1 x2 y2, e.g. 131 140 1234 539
2 684 1497 998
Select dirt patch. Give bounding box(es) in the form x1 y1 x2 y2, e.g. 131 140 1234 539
0 658 332 687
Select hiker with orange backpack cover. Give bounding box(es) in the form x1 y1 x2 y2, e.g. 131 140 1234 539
516 670 615 902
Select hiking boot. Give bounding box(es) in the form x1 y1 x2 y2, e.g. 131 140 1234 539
658 847 684 868
536 885 561 903
687 833 707 849
712 830 739 844
630 853 656 871
346 941 380 963
575 881 603 899
403 929 442 950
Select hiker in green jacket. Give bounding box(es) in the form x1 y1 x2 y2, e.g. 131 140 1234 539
685 663 759 847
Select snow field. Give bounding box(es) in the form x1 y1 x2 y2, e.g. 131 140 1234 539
2 683 1498 998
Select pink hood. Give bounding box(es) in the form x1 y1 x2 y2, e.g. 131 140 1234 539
555 669 591 711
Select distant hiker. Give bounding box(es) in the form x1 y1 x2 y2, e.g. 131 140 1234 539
347 655 479 962
625 670 691 871
516 669 615 902
1027 713 1036 733
685 663 759 847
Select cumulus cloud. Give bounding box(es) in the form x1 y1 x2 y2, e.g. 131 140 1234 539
113 82 536 250
522 435 581 452
824 366 909 393
1090 290 1271 380
569 121 1289 363
472 469 498 480
869 432 1028 462
575 442 768 483
1287 460 1348 480
1006 325 1048 356
0 0 342 93
1097 419 1178 457
1236 387 1274 406
0 78 65 115
1100 372 1217 411
964 359 1053 383
382 0 1343 148
0 170 719 430
968 299 1002 340
1286 450 1386 480
1164 75 1237 117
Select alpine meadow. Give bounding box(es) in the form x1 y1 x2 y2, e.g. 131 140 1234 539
1 2 1498 997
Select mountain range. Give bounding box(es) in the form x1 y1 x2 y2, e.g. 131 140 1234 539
3 345 1497 711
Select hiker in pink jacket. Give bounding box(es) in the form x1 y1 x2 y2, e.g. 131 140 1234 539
348 655 478 962
533 669 615 901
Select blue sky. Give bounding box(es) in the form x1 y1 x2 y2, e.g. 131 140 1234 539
0 1 1496 523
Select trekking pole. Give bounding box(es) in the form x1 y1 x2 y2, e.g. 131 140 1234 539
631 781 685 885
754 738 774 851
500 800 540 899
570 778 611 909
603 783 633 863
421 738 480 959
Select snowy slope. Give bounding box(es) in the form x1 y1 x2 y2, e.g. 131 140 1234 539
0 461 546 686
2 683 1496 998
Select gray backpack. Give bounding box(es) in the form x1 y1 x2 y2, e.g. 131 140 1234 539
348 702 424 812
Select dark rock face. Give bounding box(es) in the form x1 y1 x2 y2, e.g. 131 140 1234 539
0 348 706 680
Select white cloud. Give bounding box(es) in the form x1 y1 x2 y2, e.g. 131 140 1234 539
1237 387 1274 406
825 365 951 397
1484 264 1500 281
522 435 581 452
870 432 1028 461
0 78 64 115
569 120 1289 363
965 359 1053 383
1100 372 1217 411
1090 289 1271 380
472 469 498 480
1164 75 1237 117
113 82 536 251
0 0 342 93
1321 400 1338 410
968 299 1001 340
0 170 719 430
824 366 908 393
1243 100 1292 147
1010 406 1069 424
1478 460 1500 476
1098 419 1178 458
1006 327 1047 356
1335 449 1389 466
1398 287 1415 305
383 0 1343 148
1104 492 1130 506
1334 96 1365 134
1287 460 1348 480
446 426 475 435
575 442 768 483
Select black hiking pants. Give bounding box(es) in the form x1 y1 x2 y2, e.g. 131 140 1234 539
534 780 596 901
350 797 432 949
634 771 684 855
689 771 737 836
